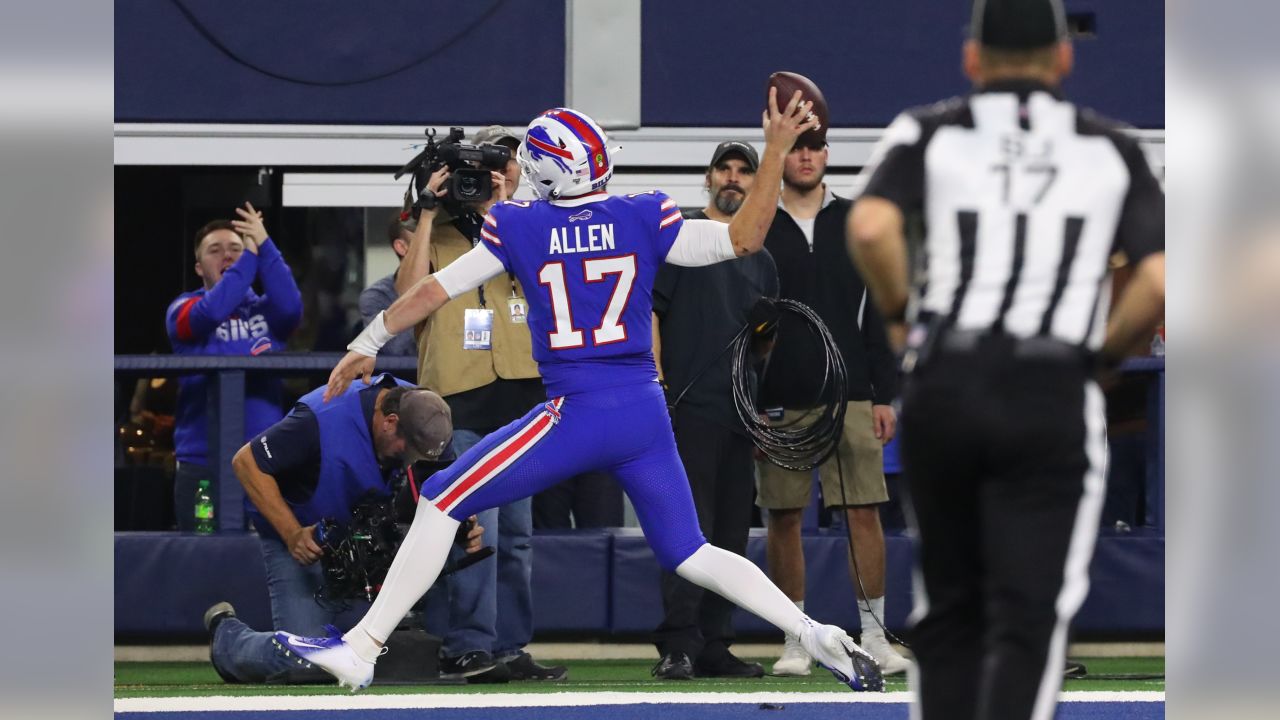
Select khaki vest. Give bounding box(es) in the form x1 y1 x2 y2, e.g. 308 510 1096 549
415 215 540 397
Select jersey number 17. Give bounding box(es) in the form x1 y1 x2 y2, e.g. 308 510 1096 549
538 254 637 349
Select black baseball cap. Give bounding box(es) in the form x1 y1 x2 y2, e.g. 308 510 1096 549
970 0 1067 49
709 141 760 171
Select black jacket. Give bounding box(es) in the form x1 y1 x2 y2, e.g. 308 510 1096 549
758 194 899 408
653 210 779 434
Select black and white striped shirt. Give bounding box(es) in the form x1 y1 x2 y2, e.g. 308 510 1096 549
857 79 1164 350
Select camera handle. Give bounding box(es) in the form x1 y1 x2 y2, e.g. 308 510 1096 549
395 127 438 180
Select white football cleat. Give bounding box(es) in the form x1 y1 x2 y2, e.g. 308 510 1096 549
272 627 375 692
798 621 884 692
861 633 912 675
772 634 813 676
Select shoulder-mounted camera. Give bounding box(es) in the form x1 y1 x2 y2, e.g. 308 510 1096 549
396 127 511 218
314 494 402 606
313 460 494 608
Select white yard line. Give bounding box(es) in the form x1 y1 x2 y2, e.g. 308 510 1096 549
115 641 1165 663
116 690 1164 713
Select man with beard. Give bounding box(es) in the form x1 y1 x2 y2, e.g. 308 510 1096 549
649 141 780 679
757 133 910 676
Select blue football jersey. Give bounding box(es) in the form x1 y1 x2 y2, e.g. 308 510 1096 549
481 191 684 396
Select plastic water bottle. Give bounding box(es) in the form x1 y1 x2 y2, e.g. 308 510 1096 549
194 480 215 535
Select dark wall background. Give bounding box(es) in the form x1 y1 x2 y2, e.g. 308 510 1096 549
642 0 1164 128
116 0 1163 128
114 0 566 125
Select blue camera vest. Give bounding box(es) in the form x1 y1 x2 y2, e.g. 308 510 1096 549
249 374 414 538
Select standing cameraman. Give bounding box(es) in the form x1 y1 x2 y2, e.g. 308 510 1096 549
203 376 465 683
398 126 566 682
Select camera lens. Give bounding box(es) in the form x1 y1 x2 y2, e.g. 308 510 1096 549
450 169 491 203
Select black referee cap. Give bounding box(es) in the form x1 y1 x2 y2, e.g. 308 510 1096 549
971 0 1067 49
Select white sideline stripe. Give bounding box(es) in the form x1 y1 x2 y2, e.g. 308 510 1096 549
115 691 1164 713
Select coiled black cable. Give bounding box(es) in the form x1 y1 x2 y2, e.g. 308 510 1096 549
730 298 847 472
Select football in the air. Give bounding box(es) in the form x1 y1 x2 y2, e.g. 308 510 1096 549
767 71 829 146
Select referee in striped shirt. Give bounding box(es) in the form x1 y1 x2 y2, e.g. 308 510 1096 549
848 2 1165 719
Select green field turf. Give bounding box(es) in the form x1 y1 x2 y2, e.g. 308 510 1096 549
114 657 1164 699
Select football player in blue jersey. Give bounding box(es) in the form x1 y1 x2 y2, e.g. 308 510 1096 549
275 90 884 693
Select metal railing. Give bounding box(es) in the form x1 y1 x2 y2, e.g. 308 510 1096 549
115 354 1165 532
115 353 417 531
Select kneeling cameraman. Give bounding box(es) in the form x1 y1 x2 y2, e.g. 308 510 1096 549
205 374 480 683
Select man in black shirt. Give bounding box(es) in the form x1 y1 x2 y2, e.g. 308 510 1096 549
757 125 909 676
849 2 1165 718
204 376 476 684
649 141 779 680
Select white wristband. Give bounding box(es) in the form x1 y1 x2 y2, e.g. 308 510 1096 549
348 311 394 357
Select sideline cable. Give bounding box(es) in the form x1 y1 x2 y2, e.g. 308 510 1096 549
730 299 846 472
725 298 908 648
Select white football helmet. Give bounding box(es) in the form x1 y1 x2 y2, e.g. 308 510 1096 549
517 108 618 200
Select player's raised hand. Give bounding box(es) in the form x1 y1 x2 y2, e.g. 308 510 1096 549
762 87 819 153
325 351 376 402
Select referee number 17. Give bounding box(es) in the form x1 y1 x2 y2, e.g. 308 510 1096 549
990 162 1058 205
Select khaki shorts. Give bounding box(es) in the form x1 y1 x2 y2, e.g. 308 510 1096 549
755 400 889 509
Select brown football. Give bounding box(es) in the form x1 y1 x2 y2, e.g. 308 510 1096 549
767 71 829 146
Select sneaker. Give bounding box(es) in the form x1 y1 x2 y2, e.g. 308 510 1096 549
1064 660 1088 679
439 650 499 680
203 602 238 684
271 627 376 692
799 622 884 692
503 652 568 681
772 634 812 676
695 650 765 678
651 652 694 680
860 634 912 675
202 601 236 639
467 660 512 684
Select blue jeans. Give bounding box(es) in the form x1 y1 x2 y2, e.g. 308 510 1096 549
209 535 368 683
439 428 534 660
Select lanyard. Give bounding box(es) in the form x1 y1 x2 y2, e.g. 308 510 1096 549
453 211 520 309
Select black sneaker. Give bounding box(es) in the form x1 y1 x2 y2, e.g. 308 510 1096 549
467 659 512 684
203 601 236 639
503 652 568 681
651 652 694 680
695 651 765 678
439 650 499 680
1064 660 1088 679
202 602 239 684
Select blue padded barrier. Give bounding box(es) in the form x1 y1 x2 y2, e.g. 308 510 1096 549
526 531 612 632
117 529 1161 638
115 532 273 637
609 530 915 635
1076 529 1165 633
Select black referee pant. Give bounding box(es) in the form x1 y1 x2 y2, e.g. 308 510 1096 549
653 408 756 664
899 337 1107 720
